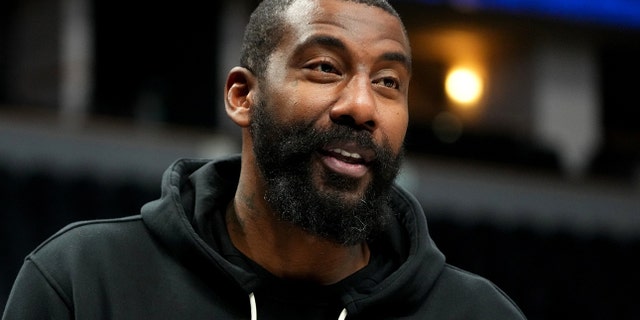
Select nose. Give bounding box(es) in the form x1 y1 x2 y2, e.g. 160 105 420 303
330 75 377 132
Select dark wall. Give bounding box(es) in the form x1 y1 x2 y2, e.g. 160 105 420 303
92 1 221 128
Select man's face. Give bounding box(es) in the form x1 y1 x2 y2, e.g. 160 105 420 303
250 0 411 245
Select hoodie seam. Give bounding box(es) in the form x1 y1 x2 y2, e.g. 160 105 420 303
24 257 74 314
444 264 527 317
31 216 142 254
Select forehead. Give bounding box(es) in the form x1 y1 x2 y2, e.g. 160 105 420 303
279 0 410 55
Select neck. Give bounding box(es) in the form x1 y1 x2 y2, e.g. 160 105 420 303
226 192 370 285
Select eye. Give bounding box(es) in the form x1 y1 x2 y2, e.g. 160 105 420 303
302 59 343 83
374 77 400 90
309 62 340 75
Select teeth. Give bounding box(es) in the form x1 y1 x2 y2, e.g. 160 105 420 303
330 148 362 159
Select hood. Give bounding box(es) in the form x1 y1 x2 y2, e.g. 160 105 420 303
141 155 446 316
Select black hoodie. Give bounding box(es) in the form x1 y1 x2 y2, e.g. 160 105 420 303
3 156 526 319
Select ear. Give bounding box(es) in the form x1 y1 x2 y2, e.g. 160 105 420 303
224 67 258 128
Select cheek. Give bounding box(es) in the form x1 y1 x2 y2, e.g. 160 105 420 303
262 87 301 121
287 88 337 119
381 108 409 150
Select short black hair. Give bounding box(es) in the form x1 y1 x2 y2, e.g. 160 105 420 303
240 0 407 80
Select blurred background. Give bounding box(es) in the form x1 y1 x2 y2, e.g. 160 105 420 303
1 0 639 318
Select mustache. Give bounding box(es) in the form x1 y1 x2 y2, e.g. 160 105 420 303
282 122 401 183
282 122 382 158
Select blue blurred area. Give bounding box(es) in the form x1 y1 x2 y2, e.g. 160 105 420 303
398 0 640 28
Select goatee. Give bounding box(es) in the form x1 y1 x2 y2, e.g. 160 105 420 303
250 99 403 246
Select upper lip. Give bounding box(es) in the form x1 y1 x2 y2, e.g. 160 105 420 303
321 142 376 164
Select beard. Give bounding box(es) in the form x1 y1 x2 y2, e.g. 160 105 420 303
249 98 404 246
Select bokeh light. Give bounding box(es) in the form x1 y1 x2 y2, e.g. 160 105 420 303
445 68 484 106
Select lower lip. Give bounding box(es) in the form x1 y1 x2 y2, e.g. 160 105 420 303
320 154 369 178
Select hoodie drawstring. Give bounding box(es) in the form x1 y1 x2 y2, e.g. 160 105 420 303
249 292 257 320
337 308 348 320
248 292 348 320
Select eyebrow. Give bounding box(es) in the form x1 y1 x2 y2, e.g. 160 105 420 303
381 52 412 74
296 35 347 52
295 34 412 73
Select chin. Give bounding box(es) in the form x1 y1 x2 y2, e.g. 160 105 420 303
314 162 372 198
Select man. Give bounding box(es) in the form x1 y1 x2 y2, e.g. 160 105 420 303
3 0 526 319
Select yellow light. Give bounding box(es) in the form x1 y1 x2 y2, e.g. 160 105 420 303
445 68 483 106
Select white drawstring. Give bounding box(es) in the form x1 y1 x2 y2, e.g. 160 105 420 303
338 308 348 320
248 293 348 319
249 292 257 320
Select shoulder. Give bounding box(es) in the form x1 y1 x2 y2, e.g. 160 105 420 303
32 216 146 255
27 216 152 275
428 264 527 319
12 216 154 307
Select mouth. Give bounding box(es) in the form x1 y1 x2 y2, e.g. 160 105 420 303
318 144 375 178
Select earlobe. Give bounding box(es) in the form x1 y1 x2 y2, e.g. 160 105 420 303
224 67 257 128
